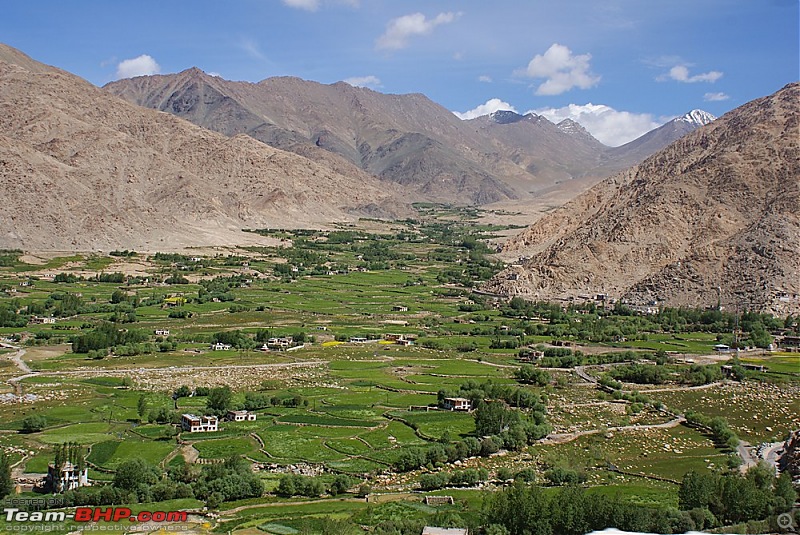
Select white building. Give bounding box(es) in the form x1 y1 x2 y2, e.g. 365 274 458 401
181 414 219 432
226 410 257 422
47 462 89 493
442 397 472 411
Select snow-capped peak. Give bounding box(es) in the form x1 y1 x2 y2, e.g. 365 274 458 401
677 109 716 127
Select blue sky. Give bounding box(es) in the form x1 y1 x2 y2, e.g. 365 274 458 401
2 0 797 145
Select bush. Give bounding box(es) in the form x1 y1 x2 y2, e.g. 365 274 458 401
20 415 47 433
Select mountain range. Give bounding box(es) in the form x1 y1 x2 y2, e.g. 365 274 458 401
484 83 800 315
104 68 713 205
5 43 795 315
0 44 405 250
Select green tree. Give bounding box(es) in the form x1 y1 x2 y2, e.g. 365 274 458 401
474 401 518 436
0 452 13 499
20 415 47 433
137 395 148 419
113 458 160 491
206 386 233 415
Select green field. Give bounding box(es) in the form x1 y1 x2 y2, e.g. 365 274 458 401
0 208 796 533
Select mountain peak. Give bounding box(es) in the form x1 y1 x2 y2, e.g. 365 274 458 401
677 109 716 127
489 110 524 124
557 118 602 144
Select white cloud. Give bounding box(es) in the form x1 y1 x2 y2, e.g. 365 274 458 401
282 0 320 11
115 55 160 79
531 103 661 147
704 91 730 101
453 98 518 120
659 64 723 83
376 12 460 50
343 75 382 88
478 75 492 83
515 43 600 95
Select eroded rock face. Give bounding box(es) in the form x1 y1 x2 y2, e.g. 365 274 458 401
486 83 800 315
0 46 409 251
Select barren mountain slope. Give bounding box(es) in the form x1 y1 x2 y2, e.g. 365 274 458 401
485 83 800 315
0 51 407 251
106 70 702 205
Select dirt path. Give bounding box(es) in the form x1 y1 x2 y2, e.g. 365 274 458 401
5 348 38 396
542 415 687 445
220 496 364 516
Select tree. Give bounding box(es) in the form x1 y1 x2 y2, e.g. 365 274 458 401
207 386 233 415
474 401 518 436
20 415 47 433
514 365 551 386
113 458 160 491
0 452 13 499
137 395 148 419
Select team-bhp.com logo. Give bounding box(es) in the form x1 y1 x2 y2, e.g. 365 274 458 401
5 507 188 523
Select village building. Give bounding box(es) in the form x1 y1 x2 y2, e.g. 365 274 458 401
779 335 800 351
392 305 409 312
210 342 232 351
226 410 257 422
181 414 218 432
46 462 89 493
517 350 545 362
442 397 472 411
30 316 57 324
154 329 170 336
349 337 368 343
267 337 294 349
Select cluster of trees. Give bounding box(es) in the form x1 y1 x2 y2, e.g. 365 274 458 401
514 365 551 386
438 379 547 411
498 297 792 348
53 272 125 284
20 415 48 433
0 249 22 267
74 456 264 508
678 464 796 526
678 364 723 386
419 467 489 490
276 474 356 497
0 302 28 327
71 322 148 353
610 363 669 385
171 385 307 417
483 483 688 535
395 436 497 472
685 411 739 450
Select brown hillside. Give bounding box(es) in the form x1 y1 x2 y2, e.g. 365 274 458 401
105 70 696 205
486 83 800 315
0 53 407 251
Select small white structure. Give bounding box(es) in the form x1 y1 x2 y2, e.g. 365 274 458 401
181 414 218 432
267 337 294 349
442 397 472 411
31 316 56 324
226 410 257 422
47 462 89 493
392 305 409 312
349 337 368 343
155 329 170 336
210 342 232 351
